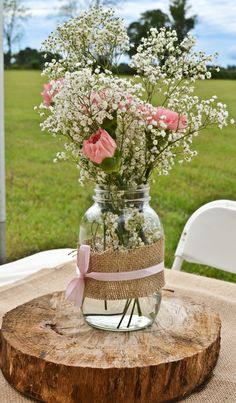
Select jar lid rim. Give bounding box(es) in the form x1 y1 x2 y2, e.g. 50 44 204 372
94 184 150 192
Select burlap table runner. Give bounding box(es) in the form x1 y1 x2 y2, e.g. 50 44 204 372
0 263 235 402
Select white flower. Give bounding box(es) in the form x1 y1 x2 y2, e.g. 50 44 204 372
38 7 230 189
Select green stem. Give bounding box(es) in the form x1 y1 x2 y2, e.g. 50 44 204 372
127 299 136 328
117 299 132 329
136 299 142 316
103 219 106 251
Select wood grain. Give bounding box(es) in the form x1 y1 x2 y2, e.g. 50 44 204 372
0 291 221 403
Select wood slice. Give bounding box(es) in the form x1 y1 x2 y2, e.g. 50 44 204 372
0 291 221 403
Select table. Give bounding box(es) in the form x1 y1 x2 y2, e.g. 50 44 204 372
0 262 235 402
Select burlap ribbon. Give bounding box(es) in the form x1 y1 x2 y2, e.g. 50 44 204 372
83 237 165 300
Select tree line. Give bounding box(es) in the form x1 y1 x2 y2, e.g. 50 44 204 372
3 0 236 79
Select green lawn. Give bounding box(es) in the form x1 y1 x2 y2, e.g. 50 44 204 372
4 70 236 282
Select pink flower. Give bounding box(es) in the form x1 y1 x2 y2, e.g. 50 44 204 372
138 103 154 119
80 90 109 115
41 78 64 107
83 129 117 164
90 90 107 105
118 95 133 110
152 107 188 131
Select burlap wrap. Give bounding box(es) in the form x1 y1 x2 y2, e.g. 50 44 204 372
83 237 165 300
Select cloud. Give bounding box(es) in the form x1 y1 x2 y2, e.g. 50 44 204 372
190 0 236 34
23 0 59 17
22 0 236 35
118 0 169 23
12 0 236 66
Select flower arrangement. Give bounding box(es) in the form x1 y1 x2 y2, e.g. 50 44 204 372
37 7 233 330
38 6 232 192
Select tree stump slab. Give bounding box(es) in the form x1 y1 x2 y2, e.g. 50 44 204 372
0 291 221 403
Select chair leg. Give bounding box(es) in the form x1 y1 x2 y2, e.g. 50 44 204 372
172 256 183 271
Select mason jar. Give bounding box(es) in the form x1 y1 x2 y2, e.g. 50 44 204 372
79 185 164 331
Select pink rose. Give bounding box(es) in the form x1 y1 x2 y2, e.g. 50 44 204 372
152 107 188 131
83 129 117 164
41 78 64 107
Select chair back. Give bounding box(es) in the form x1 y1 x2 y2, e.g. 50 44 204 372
172 200 236 274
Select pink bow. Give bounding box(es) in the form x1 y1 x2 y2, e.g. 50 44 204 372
65 244 90 308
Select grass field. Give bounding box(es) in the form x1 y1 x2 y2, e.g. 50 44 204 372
4 70 236 282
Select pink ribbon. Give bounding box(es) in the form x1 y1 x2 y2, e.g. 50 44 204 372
65 244 164 307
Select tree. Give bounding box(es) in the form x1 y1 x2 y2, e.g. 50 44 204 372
127 10 170 57
12 47 61 70
3 0 30 67
127 0 197 57
169 0 197 43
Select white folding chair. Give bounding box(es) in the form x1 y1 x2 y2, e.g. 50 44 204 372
0 248 76 287
172 200 236 274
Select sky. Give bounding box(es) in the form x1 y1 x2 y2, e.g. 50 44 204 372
11 0 236 67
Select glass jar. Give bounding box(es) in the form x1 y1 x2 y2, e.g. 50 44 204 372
79 185 164 331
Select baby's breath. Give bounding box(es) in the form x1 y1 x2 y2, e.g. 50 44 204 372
38 7 232 189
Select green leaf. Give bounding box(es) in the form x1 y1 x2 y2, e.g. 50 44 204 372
99 149 121 174
102 112 117 139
